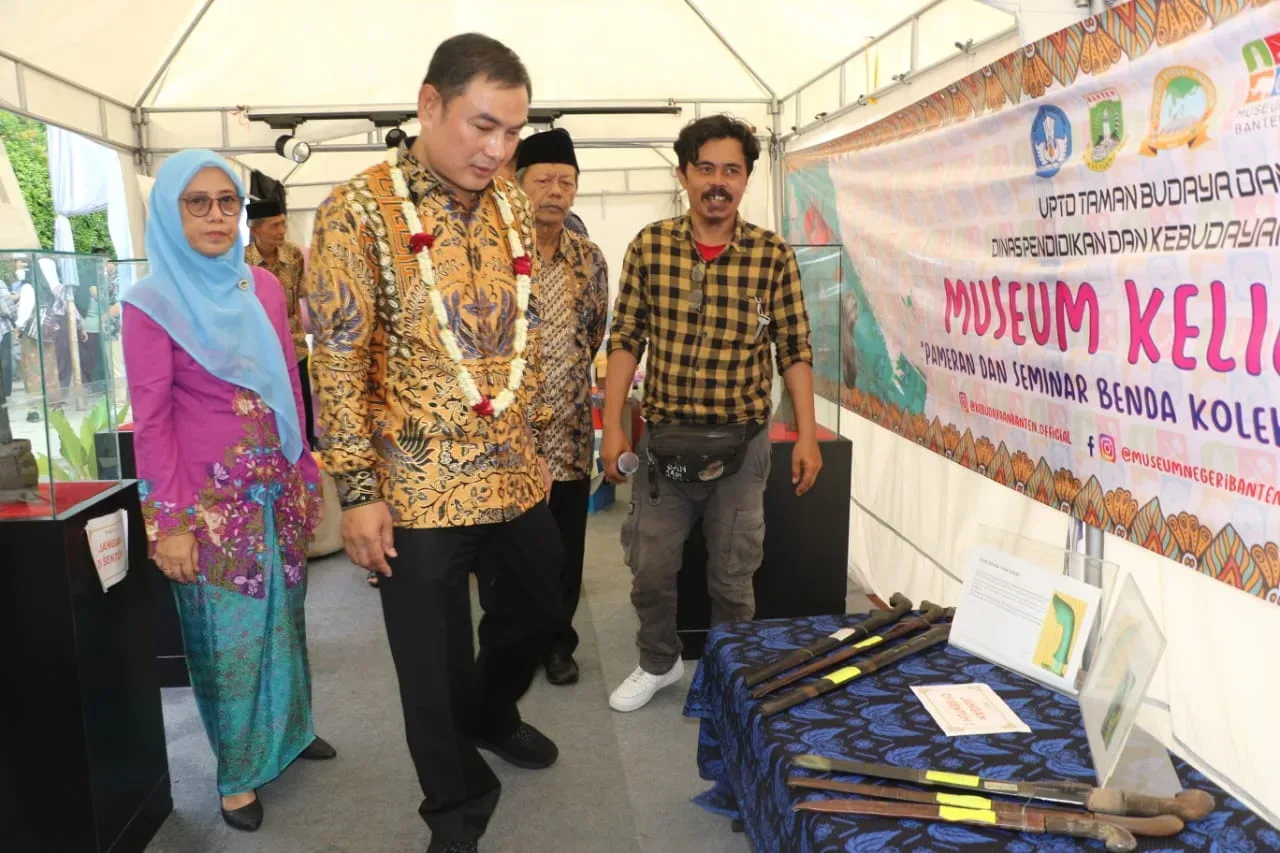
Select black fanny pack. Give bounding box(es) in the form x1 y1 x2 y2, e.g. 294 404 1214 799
645 421 764 484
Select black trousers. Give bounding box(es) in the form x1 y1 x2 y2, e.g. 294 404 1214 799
548 478 590 658
53 324 73 390
297 357 316 446
79 332 103 386
1 332 12 397
378 502 565 844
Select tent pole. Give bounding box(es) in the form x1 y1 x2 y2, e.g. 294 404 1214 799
146 138 767 156
785 23 1018 142
134 0 219 109
681 0 776 99
0 49 134 112
771 100 784 233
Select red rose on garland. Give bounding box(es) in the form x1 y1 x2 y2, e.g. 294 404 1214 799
512 255 532 276
409 232 435 254
472 398 495 416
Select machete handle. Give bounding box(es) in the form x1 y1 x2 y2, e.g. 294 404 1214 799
759 688 809 717
1043 815 1137 852
1086 788 1215 821
1092 813 1185 837
742 593 913 687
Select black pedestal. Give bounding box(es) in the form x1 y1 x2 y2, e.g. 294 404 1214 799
0 483 172 852
98 428 190 688
675 435 851 658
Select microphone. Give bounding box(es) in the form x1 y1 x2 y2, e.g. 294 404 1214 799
617 452 640 476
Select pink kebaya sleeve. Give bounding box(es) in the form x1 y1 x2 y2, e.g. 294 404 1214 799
122 303 201 544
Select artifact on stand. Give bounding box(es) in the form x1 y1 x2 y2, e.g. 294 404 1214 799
793 796 1139 852
787 776 1186 837
791 754 1216 821
742 593 913 687
752 602 950 698
0 387 40 504
759 621 953 716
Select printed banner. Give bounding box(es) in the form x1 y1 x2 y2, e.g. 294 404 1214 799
785 0 1280 603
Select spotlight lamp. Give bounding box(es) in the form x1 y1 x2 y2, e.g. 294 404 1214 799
385 127 407 149
275 134 311 163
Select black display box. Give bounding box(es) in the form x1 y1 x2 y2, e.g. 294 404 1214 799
0 482 172 852
676 434 851 658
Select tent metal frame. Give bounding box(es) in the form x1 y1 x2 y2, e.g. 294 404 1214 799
1 0 1022 231
0 49 138 153
779 2 1019 142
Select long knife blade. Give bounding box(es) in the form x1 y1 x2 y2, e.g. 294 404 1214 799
793 798 1137 852
786 776 1186 837
751 602 948 698
741 593 913 687
758 624 951 717
791 755 1215 821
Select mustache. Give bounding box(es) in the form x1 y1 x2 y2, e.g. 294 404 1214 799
702 187 733 202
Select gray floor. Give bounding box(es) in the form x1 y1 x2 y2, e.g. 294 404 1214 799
145 497 872 853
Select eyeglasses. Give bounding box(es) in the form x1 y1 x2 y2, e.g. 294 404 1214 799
180 193 244 218
689 261 706 310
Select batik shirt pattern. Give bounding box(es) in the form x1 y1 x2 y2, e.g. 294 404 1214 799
305 148 552 528
537 227 608 482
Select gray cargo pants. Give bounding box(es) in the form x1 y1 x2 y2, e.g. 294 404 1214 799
621 428 771 674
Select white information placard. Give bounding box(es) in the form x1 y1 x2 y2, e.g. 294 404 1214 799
910 683 1031 737
85 508 128 592
950 544 1102 695
1079 572 1168 788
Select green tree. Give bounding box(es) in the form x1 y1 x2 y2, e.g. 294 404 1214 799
0 110 114 255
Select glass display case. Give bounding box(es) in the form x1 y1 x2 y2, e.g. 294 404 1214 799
773 243 846 440
113 258 150 301
110 259 148 434
0 249 129 520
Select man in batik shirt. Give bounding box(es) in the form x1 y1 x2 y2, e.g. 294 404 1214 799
303 33 566 853
516 128 608 686
246 199 314 445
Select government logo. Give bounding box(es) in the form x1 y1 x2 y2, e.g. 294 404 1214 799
1139 66 1216 156
1084 89 1125 172
1031 105 1072 179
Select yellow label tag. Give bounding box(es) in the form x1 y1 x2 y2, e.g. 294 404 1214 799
937 793 992 810
826 666 863 685
939 806 997 824
853 635 884 650
926 770 982 788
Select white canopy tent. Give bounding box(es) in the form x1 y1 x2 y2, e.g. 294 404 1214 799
0 0 1045 265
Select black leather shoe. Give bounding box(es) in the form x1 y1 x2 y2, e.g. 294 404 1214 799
220 797 263 832
300 735 337 760
475 722 558 769
545 653 579 686
426 840 478 853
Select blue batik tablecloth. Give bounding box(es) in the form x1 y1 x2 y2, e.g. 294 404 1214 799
683 612 1273 853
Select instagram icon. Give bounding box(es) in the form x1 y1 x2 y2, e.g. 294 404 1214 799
959 392 969 414
1099 434 1117 463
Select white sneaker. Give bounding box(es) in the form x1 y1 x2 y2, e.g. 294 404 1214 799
609 659 685 712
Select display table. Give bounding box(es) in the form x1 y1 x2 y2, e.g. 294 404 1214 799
676 426 850 658
684 613 1266 852
0 482 172 853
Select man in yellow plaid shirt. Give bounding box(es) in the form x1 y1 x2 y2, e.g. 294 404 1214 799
600 114 823 712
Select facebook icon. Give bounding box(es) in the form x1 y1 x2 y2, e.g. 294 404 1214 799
1087 436 1095 457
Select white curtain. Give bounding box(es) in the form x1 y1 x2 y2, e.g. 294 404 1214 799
46 125 134 283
